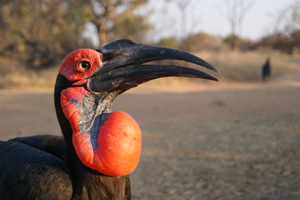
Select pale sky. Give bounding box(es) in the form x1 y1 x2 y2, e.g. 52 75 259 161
198 0 296 40
143 0 297 41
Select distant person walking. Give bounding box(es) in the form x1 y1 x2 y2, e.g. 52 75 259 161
262 58 271 81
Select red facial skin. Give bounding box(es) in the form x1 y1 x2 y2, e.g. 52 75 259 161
60 49 102 84
59 49 142 176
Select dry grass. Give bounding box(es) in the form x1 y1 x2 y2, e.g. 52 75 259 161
197 49 299 82
0 66 58 89
0 49 299 89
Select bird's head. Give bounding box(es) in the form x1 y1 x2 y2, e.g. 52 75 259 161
54 39 218 177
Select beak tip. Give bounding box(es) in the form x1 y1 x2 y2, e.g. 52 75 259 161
210 76 219 82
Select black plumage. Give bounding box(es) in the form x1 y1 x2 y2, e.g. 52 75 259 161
262 58 271 81
0 137 72 199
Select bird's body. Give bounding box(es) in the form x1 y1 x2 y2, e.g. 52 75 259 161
0 136 72 199
1 135 131 200
262 58 271 81
0 39 218 199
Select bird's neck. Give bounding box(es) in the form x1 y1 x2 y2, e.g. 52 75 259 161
60 89 118 167
55 76 130 198
54 74 119 164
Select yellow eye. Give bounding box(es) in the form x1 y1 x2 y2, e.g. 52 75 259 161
77 61 91 71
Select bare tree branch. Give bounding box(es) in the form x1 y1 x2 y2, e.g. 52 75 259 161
273 1 300 35
85 0 148 47
217 0 255 50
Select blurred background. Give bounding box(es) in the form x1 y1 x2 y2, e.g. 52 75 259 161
0 0 299 87
0 1 300 200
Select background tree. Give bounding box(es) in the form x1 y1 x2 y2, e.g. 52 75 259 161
185 32 224 52
253 1 300 55
172 0 192 50
111 13 152 43
273 0 300 36
0 0 150 70
81 0 149 47
218 0 254 50
0 0 88 69
168 0 199 51
156 37 179 49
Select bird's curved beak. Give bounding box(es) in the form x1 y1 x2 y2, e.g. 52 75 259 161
88 39 218 92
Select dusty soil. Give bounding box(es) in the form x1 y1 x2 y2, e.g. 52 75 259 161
0 73 299 200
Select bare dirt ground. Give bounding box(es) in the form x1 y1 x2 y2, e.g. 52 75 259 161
0 73 299 200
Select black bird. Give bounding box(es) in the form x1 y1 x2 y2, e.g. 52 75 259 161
0 39 218 200
262 58 271 81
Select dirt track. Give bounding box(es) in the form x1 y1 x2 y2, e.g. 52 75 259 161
0 74 299 200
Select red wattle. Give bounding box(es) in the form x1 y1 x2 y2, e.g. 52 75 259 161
61 87 142 176
72 111 142 176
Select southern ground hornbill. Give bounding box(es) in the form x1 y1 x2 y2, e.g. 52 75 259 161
0 39 218 199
